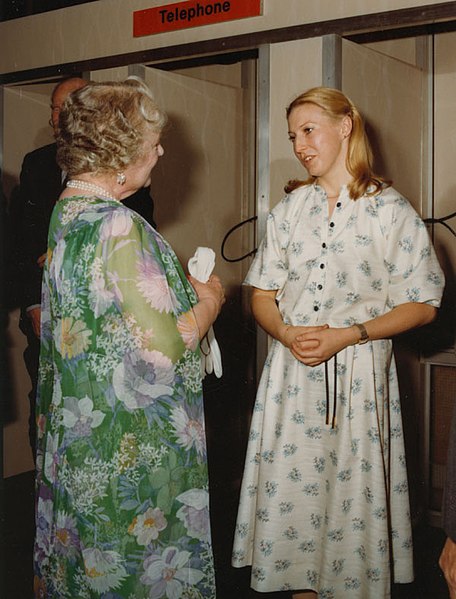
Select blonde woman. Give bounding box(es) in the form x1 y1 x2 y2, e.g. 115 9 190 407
232 87 444 598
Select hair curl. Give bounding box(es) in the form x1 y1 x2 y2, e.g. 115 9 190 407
56 77 167 177
285 87 390 199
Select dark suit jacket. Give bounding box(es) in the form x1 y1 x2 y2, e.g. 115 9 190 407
14 142 156 310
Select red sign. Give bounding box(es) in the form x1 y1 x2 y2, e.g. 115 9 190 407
134 0 263 37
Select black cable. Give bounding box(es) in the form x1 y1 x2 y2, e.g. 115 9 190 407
220 215 258 263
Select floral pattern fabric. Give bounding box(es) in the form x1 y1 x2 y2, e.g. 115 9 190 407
34 196 215 599
232 184 444 598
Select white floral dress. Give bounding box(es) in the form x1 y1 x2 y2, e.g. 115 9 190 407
232 184 444 598
34 195 215 598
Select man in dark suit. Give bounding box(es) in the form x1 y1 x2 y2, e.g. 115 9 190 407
15 77 157 459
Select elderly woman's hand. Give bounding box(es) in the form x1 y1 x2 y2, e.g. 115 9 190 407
188 275 226 338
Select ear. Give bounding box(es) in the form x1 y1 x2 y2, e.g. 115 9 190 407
340 115 353 139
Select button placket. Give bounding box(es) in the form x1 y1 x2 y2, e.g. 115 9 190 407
314 231 328 313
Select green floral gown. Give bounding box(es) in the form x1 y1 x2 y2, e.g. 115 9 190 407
34 195 216 599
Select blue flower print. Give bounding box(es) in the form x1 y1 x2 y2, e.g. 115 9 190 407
261 450 275 464
279 502 294 515
275 559 291 572
406 287 421 302
305 427 323 440
329 450 338 466
288 269 300 282
287 468 302 483
398 236 414 253
283 526 299 540
252 567 266 582
259 539 274 556
337 469 352 483
307 369 324 383
384 260 398 274
332 559 345 575
344 577 361 590
371 278 383 292
310 513 322 529
336 271 348 287
329 241 345 254
394 480 409 494
290 241 304 256
367 428 380 444
283 443 298 457
361 458 373 472
265 481 278 498
373 507 387 520
299 539 316 553
256 508 270 523
303 483 320 496
319 588 336 599
327 528 344 542
351 439 359 455
355 544 367 559
314 457 326 473
236 522 249 538
275 423 283 438
377 539 388 555
355 234 373 246
291 410 305 424
363 487 374 503
358 260 372 277
342 499 353 514
427 271 444 286
306 570 319 586
345 292 361 305
278 220 291 234
367 568 381 582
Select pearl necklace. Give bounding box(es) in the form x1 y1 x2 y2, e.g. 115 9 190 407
66 179 119 202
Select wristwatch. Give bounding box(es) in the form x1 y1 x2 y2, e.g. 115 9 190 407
354 323 369 344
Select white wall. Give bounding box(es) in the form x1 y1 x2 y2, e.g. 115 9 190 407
0 0 449 76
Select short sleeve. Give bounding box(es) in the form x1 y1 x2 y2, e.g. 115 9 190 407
382 197 445 308
102 208 200 360
244 205 290 291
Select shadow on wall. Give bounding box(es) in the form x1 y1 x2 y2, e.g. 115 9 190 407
150 112 202 234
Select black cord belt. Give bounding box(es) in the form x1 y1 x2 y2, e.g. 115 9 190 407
324 353 338 429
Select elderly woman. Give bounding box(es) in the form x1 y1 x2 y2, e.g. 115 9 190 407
33 78 224 598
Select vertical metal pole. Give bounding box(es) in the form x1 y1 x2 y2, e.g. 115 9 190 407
255 45 271 378
416 34 435 521
322 34 342 89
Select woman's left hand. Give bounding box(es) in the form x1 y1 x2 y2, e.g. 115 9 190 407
291 326 357 366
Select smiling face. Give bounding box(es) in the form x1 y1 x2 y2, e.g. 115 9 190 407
287 102 351 186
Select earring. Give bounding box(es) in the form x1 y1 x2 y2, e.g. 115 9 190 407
117 172 126 186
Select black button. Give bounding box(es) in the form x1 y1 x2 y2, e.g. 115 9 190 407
330 222 335 228
314 306 319 311
318 284 323 290
336 202 341 208
322 242 327 249
320 264 325 269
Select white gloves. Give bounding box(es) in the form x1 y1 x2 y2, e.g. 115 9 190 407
188 247 223 379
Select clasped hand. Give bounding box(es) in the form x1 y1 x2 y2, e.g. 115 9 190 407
283 324 354 367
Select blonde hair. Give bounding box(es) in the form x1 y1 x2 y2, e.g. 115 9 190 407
56 77 167 177
285 87 390 199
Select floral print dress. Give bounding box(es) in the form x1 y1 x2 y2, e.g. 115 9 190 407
232 184 444 598
34 196 215 599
